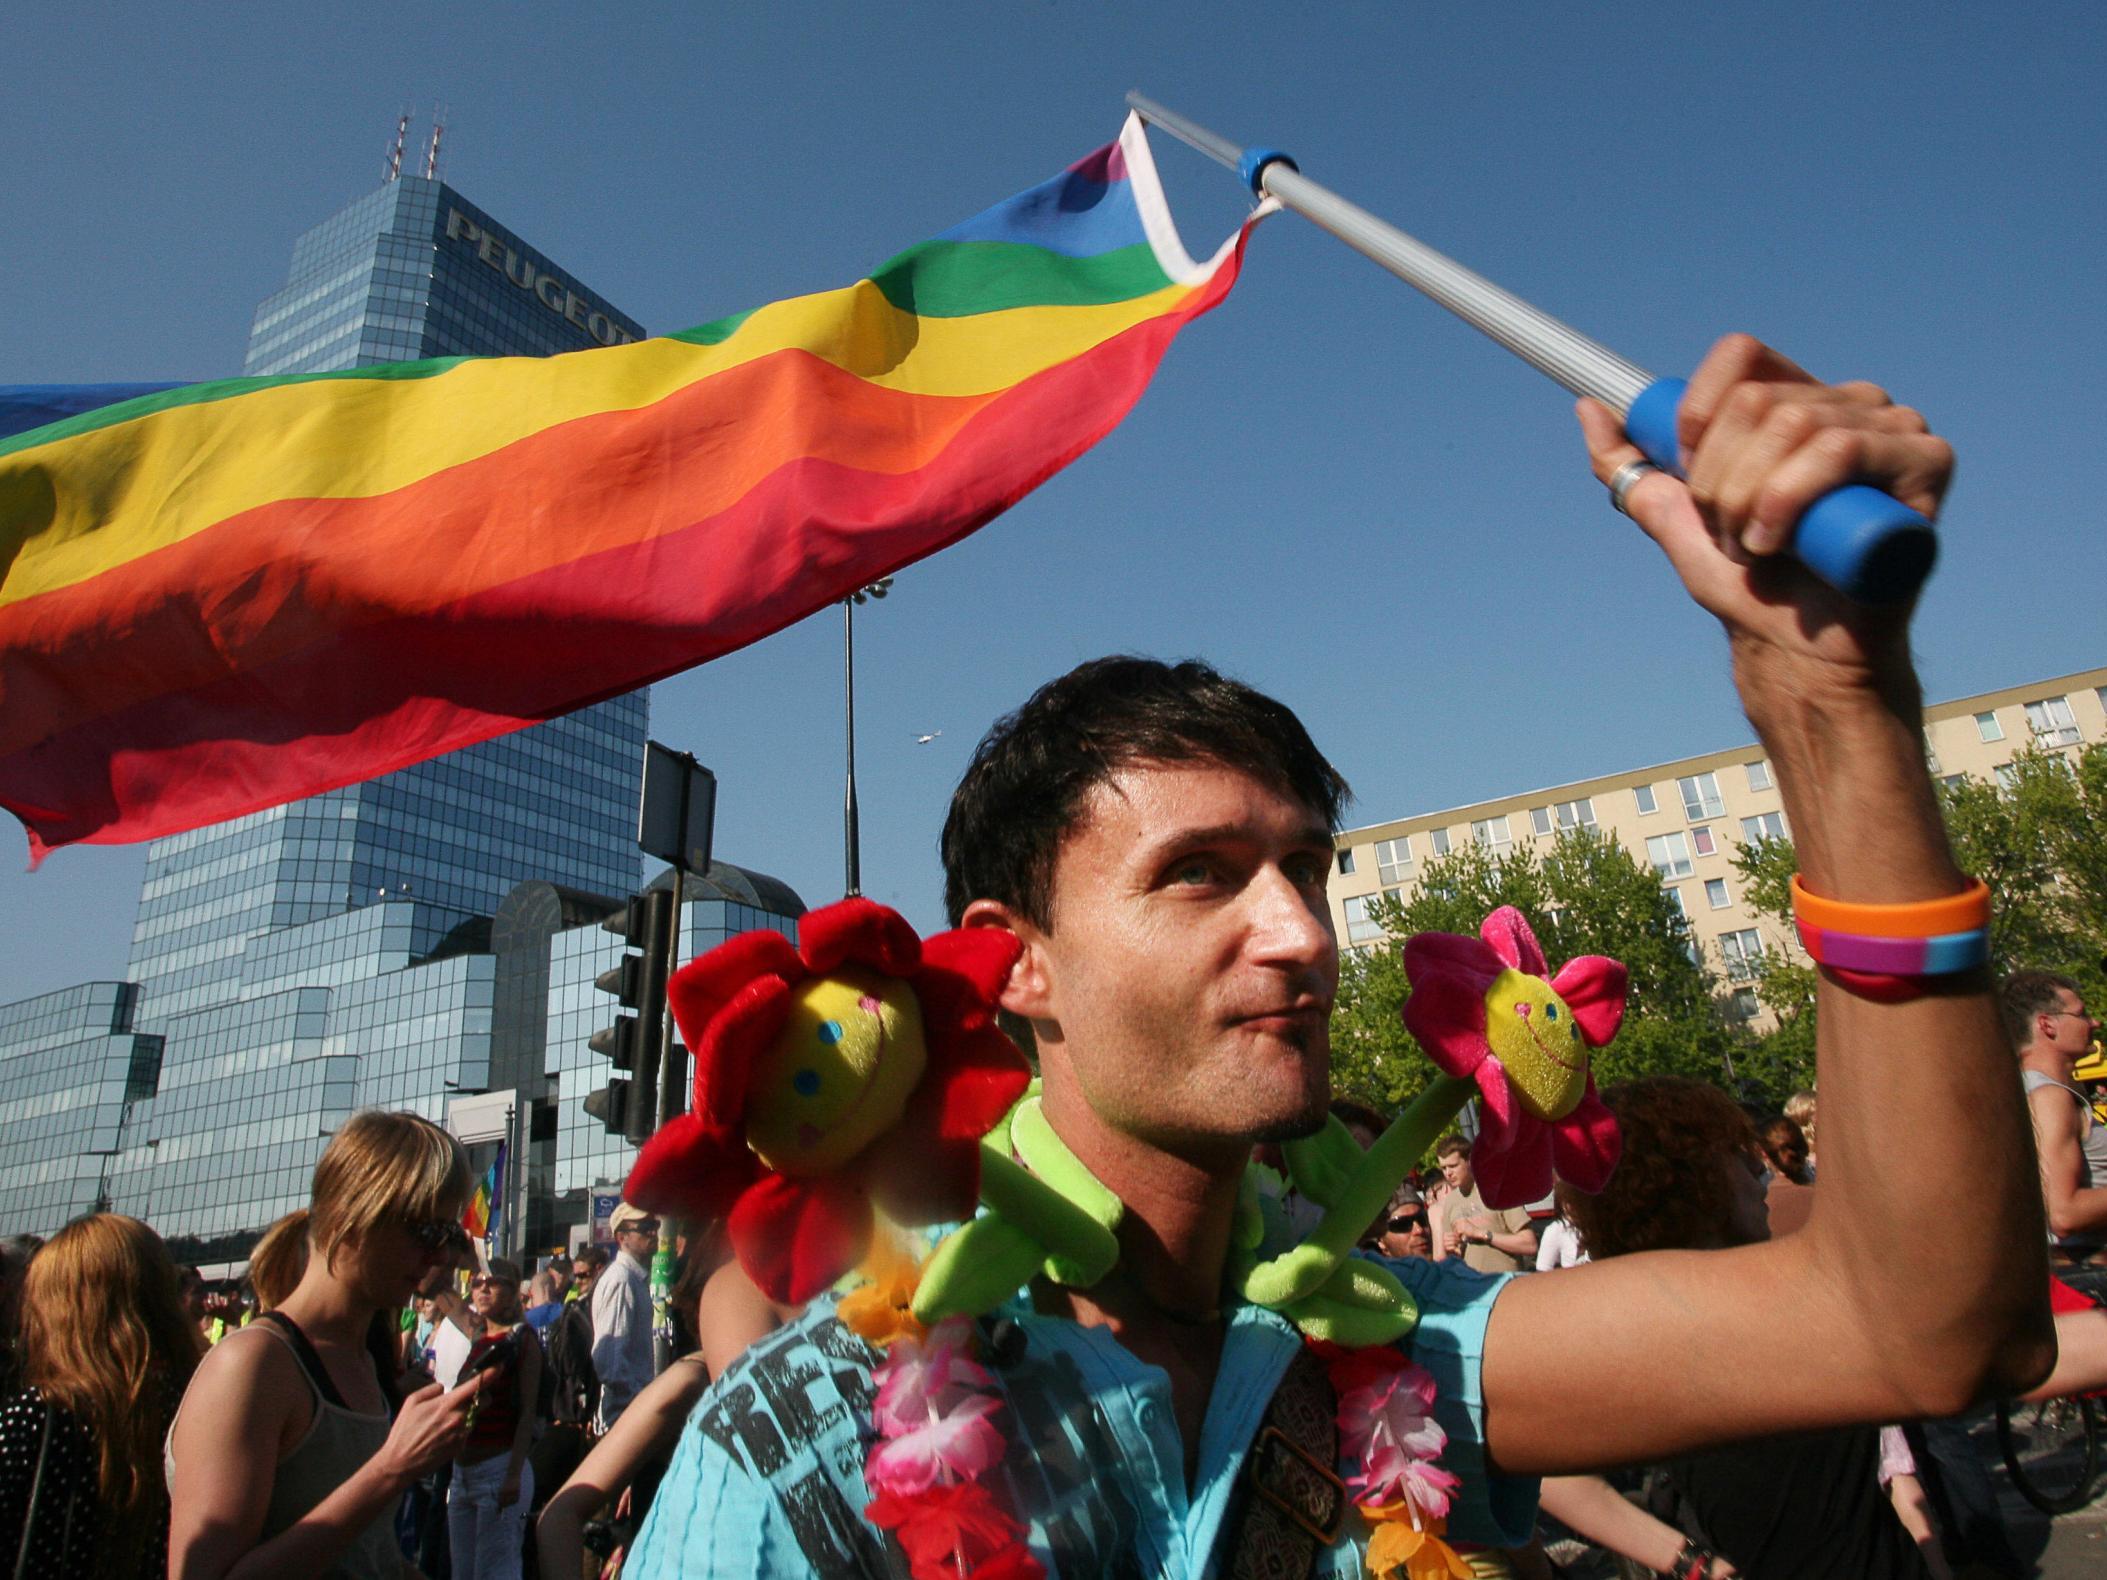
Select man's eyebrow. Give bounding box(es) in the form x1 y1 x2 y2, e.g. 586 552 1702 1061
1142 822 1336 856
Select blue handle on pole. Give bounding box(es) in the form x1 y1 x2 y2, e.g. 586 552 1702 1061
1623 377 1937 604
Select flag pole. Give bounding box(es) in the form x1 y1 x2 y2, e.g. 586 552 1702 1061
1125 92 1936 604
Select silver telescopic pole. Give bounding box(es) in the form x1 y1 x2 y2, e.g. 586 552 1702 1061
1125 92 1652 414
1123 92 1938 606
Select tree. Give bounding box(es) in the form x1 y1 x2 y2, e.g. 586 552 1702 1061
1330 827 1747 1118
1731 742 2107 1088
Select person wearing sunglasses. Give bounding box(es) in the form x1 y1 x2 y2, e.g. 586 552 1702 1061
2011 971 2107 1300
168 1110 491 1580
1367 1182 1433 1259
448 1259 541 1580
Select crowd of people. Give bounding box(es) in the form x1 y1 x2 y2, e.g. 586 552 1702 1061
0 1109 800 1579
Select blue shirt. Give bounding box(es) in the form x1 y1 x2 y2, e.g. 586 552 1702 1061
626 1254 1535 1578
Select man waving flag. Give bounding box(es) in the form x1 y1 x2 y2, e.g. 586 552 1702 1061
0 114 1257 860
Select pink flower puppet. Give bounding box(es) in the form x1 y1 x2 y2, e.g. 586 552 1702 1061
1402 907 1626 1208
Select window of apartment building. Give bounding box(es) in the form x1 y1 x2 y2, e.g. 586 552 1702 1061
1429 828 1451 857
2025 695 2081 747
1471 816 1512 851
1647 831 1694 878
1633 784 1658 815
1664 885 1687 917
2098 686 2107 717
1337 848 1356 876
1741 811 1788 843
1995 763 2019 791
1555 797 1596 829
1678 771 1725 821
1342 895 1384 946
1975 711 2004 743
1941 773 1966 792
1374 837 1411 885
1705 877 1731 909
1727 988 1760 1020
1745 760 1772 792
1530 807 1553 837
1923 734 1941 775
1720 928 1764 981
1691 826 1718 858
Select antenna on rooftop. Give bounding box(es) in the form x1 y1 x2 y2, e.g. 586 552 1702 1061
424 104 447 181
385 110 411 183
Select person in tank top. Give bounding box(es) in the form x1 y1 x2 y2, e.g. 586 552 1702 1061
166 1110 492 1579
2007 972 2107 1297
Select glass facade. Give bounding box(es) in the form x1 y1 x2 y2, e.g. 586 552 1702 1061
0 174 694 1263
545 872 804 1207
0 985 159 1232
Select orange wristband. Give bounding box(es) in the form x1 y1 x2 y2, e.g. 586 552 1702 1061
1790 875 1990 939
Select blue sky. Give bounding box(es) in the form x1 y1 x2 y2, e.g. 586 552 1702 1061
2 4 2101 1004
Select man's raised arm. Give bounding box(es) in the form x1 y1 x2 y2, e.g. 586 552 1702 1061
1478 334 2055 1473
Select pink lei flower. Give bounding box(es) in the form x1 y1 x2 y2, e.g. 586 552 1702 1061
1320 1342 1462 1520
863 1319 1042 1579
1402 907 1626 1208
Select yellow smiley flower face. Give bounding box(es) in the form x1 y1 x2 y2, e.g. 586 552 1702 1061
1479 969 1588 1122
744 967 927 1174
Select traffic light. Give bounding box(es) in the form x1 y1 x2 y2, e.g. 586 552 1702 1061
586 887 675 1145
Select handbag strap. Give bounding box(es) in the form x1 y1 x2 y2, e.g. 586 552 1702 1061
1225 1344 1349 1580
12 1397 54 1580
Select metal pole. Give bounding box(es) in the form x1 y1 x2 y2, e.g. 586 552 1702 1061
843 600 861 898
657 863 686 1128
1126 92 1650 413
1123 92 1936 604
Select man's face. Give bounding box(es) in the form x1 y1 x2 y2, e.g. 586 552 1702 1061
1439 1152 1473 1193
572 1258 595 1290
618 1221 659 1259
2043 991 2098 1063
1008 760 1338 1164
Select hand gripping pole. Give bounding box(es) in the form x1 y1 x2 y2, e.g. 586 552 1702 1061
1126 93 1936 604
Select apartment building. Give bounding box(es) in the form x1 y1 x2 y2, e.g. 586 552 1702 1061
1328 665 2107 1028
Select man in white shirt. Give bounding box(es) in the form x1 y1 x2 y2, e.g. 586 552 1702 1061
591 1201 658 1430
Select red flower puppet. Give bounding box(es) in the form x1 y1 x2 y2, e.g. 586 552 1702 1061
624 899 1029 1303
1401 907 1626 1208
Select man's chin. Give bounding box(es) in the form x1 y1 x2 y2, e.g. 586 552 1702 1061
1248 1093 1332 1146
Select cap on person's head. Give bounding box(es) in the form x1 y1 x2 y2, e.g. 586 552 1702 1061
610 1201 656 1235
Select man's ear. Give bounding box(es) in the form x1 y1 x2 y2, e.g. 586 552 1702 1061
960 898 1053 1020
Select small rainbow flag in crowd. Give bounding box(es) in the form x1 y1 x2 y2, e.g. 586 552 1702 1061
0 115 1257 860
463 1141 505 1244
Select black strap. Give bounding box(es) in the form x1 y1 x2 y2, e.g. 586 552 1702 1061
257 1310 351 1410
12 1399 52 1580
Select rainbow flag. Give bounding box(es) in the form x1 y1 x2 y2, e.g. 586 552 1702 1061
463 1141 505 1244
0 115 1257 860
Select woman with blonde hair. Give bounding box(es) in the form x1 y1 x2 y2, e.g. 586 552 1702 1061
168 1109 491 1579
0 1213 200 1576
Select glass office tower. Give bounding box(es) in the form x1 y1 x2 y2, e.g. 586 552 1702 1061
128 179 651 1024
0 172 672 1262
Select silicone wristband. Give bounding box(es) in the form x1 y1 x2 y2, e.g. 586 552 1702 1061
1790 875 1989 939
1821 965 1930 1004
1796 920 1991 976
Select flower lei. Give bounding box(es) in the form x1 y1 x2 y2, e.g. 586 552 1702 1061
630 903 1624 1580
1317 1341 1472 1579
844 1241 1043 1580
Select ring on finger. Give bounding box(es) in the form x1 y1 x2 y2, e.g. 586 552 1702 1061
1607 458 1661 517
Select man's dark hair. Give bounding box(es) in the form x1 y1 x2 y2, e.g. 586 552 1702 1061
2000 970 2081 1053
1435 1133 1471 1162
941 656 1349 928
